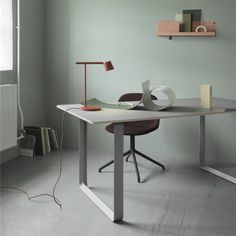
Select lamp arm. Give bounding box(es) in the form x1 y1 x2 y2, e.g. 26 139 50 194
76 62 103 65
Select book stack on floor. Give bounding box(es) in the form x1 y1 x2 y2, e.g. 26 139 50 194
20 127 59 157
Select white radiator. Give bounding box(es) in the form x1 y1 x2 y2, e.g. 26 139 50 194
0 84 17 151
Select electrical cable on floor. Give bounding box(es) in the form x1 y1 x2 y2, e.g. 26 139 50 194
0 107 81 208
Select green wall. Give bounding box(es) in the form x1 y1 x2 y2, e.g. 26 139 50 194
45 0 236 163
0 0 46 163
2 0 236 164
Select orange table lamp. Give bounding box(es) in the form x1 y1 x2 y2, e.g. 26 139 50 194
76 61 114 111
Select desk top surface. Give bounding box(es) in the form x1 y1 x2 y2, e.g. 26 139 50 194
57 98 236 124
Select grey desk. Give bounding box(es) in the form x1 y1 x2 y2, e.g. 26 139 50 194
57 98 236 222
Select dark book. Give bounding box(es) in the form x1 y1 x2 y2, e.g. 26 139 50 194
48 128 59 150
24 126 45 156
183 9 202 31
183 9 202 22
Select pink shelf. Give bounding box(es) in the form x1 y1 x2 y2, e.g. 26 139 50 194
157 21 216 39
157 32 216 37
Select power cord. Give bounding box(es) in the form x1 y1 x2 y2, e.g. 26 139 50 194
0 107 81 208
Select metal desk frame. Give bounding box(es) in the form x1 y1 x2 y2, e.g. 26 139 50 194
57 98 236 221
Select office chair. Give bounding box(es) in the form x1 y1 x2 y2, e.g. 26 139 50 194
98 93 165 183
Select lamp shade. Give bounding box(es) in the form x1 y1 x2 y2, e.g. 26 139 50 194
104 61 114 71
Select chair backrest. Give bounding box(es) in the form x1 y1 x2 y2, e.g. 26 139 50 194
118 93 157 102
105 93 159 135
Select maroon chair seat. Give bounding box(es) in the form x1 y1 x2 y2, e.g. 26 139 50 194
105 120 159 136
98 93 165 183
106 93 159 135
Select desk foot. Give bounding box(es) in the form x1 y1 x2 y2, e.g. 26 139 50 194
201 166 236 184
80 183 122 222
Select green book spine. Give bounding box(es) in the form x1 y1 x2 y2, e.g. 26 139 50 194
48 128 59 150
183 13 192 32
41 128 46 155
44 128 51 153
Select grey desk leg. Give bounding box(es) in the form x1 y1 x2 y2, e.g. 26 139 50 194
79 119 87 186
113 123 124 221
199 115 236 184
79 120 124 221
199 115 205 166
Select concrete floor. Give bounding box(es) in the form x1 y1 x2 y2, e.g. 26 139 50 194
1 149 236 236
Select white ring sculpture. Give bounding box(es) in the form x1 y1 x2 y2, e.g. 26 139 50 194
142 80 176 111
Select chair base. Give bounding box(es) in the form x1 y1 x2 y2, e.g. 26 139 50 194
98 136 165 183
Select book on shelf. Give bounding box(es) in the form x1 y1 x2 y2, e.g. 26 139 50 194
182 13 192 32
183 9 202 23
175 14 184 32
182 10 202 32
20 134 36 157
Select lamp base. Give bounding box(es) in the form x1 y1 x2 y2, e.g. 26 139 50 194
80 106 101 111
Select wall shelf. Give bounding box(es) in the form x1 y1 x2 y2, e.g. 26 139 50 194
157 31 216 40
157 20 216 40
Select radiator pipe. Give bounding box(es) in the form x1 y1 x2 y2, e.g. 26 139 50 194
16 0 24 140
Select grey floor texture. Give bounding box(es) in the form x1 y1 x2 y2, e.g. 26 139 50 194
1 149 236 236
